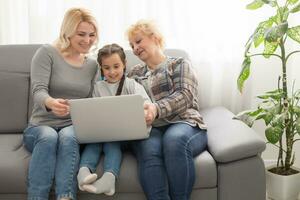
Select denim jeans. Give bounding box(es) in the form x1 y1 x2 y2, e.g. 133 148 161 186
23 125 79 200
80 142 121 177
131 123 207 200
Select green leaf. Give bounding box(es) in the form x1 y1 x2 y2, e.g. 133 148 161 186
265 126 283 144
249 108 264 116
262 0 277 6
263 112 274 125
266 89 283 94
294 106 300 117
275 7 289 23
290 2 300 13
287 26 300 43
263 41 279 58
272 114 285 127
295 89 300 98
296 117 300 134
264 22 288 43
257 90 284 100
256 113 267 120
253 19 274 47
237 57 251 92
288 0 299 5
234 110 255 127
269 104 282 115
246 0 264 10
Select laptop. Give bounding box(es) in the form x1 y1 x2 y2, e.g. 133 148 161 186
69 94 150 143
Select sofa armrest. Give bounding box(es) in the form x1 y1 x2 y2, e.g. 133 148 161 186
200 106 266 163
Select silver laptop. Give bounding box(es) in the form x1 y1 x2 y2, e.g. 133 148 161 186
69 94 149 143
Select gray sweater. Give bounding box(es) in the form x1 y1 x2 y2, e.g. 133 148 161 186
29 44 98 128
93 77 151 103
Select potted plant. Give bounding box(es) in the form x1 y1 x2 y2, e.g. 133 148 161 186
236 0 300 199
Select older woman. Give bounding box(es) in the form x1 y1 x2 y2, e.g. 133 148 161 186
23 8 99 200
126 20 208 200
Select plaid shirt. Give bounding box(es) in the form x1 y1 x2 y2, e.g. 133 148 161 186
128 57 206 129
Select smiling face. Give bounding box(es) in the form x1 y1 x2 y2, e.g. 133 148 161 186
69 21 97 54
101 53 125 83
129 31 159 63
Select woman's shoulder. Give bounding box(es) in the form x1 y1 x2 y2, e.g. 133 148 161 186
33 44 58 58
167 56 189 66
130 63 146 71
31 44 57 63
166 56 192 70
37 44 56 53
127 63 146 77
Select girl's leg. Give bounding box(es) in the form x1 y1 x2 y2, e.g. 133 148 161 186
79 143 102 172
103 142 122 176
77 143 101 189
163 123 207 200
23 125 58 200
55 125 80 200
83 142 121 196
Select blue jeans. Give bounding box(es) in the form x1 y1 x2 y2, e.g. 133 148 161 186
80 142 121 177
23 125 79 200
131 123 207 200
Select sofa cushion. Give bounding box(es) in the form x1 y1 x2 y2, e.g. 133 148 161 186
0 134 29 193
0 72 29 133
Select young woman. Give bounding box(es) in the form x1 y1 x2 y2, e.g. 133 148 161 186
77 43 151 196
23 8 99 200
126 20 208 200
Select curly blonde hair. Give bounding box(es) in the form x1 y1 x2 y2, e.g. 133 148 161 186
126 19 165 49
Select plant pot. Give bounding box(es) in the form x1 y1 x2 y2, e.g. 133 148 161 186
266 165 300 200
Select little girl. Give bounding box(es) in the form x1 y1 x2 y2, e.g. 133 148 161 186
77 43 151 196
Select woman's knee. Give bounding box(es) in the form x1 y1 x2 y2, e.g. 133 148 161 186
58 125 77 144
135 135 163 160
24 126 58 152
163 124 199 155
163 125 207 157
36 126 58 144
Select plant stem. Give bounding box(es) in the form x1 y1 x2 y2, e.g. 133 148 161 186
280 38 293 171
286 50 300 62
248 53 282 59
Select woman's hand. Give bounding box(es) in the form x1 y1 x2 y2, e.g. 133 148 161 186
44 97 70 117
144 103 157 125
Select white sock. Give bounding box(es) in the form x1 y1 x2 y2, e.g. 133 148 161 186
82 172 116 196
77 167 98 191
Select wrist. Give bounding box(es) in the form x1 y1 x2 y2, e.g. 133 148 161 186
153 103 159 119
44 97 54 111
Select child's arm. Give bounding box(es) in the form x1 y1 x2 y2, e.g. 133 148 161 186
133 81 151 104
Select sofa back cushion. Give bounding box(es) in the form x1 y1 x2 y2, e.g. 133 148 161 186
124 49 190 71
0 44 41 133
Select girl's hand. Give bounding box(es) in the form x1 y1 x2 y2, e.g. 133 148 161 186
45 97 70 117
144 103 157 125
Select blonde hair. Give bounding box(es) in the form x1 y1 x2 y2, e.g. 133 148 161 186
126 19 165 49
54 7 99 53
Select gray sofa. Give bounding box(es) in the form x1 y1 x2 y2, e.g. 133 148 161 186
0 44 266 200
